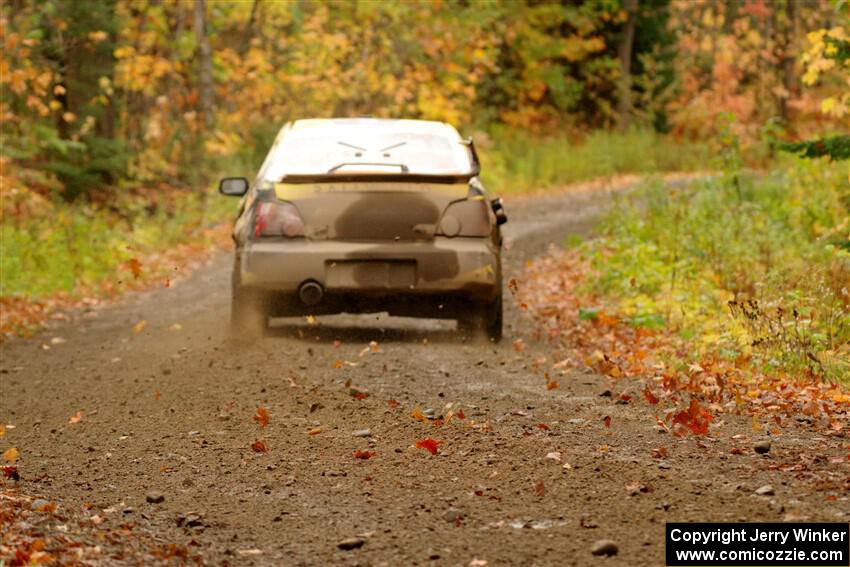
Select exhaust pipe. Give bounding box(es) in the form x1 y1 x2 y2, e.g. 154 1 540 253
299 281 324 306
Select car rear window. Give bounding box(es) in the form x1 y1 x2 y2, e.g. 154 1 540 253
264 131 474 180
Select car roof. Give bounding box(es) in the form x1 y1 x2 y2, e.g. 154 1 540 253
287 118 462 139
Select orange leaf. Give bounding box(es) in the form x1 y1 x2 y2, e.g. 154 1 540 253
415 438 441 455
536 423 550 431
602 415 611 429
643 387 659 405
534 481 545 497
352 392 369 400
387 399 399 409
253 407 269 428
546 379 559 390
307 427 322 435
353 450 376 460
69 411 83 424
250 440 268 453
332 360 344 369
410 405 428 422
457 408 465 420
3 447 19 463
512 338 525 353
127 258 142 279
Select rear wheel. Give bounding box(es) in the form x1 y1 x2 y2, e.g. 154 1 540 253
458 292 503 342
231 288 268 340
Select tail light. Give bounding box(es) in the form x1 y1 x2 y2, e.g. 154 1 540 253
439 198 491 237
254 201 305 237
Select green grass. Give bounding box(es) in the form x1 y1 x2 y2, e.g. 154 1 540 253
583 157 850 382
480 128 713 194
1 192 234 300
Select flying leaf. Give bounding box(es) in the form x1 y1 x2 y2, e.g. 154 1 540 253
253 407 269 428
127 258 142 279
3 447 19 463
353 450 376 460
415 438 441 455
250 440 268 453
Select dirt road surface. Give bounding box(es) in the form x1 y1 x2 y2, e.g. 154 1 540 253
2 182 848 566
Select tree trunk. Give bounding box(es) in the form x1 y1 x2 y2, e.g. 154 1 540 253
193 0 214 131
617 0 638 131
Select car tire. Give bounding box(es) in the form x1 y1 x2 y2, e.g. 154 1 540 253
458 292 503 342
483 292 503 342
231 288 268 340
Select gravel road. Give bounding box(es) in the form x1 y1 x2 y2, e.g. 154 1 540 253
2 180 848 566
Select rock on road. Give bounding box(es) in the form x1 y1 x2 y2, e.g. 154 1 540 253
2 180 848 566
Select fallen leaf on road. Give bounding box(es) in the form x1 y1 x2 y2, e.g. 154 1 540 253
307 427 322 435
154 390 161 401
512 338 525 353
537 423 550 430
602 415 611 429
546 379 559 390
457 408 466 420
1 465 19 480
0 425 5 438
132 320 147 334
253 407 269 428
415 438 441 455
332 360 344 369
387 399 399 409
410 406 427 422
69 411 83 424
651 447 668 459
306 315 316 326
3 447 20 463
351 391 369 400
644 387 659 405
250 440 268 453
353 450 376 460
534 481 546 497
508 278 519 295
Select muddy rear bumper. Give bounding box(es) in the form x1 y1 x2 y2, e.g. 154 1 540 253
236 237 500 313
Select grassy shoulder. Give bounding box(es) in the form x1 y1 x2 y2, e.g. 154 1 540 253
0 191 234 336
514 157 848 437
480 129 712 195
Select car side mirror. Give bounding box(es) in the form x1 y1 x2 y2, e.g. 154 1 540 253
219 177 249 196
491 197 507 225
